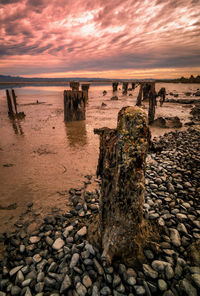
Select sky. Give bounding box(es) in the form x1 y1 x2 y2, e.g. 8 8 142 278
0 0 200 79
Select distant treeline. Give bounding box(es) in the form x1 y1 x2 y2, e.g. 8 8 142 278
157 75 200 83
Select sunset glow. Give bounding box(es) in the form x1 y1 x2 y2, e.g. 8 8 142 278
0 0 200 79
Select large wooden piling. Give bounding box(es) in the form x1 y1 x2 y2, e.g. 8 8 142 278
64 90 86 121
6 89 14 116
122 82 128 95
132 82 135 90
112 82 118 92
94 106 151 265
69 81 80 91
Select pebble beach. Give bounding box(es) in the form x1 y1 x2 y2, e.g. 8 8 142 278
0 124 199 296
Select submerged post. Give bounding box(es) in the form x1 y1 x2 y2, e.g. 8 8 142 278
94 106 151 265
122 82 128 95
136 83 143 106
112 82 118 92
64 90 86 121
6 90 14 116
69 81 80 91
148 83 157 124
81 84 90 101
11 89 18 114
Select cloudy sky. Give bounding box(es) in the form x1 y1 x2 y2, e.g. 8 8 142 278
0 0 200 78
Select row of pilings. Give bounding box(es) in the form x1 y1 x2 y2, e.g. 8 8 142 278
64 81 165 125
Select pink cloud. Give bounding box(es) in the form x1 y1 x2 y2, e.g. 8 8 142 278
0 0 200 77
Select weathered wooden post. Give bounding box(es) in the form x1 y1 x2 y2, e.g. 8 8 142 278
132 82 135 90
148 84 157 124
6 90 14 116
64 90 86 121
81 84 90 101
69 81 80 91
136 83 143 106
122 82 128 95
112 82 118 92
11 89 18 114
157 87 166 106
94 106 151 265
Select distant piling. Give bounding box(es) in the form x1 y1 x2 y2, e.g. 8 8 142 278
122 82 128 95
81 84 90 101
112 82 118 92
6 89 14 116
70 81 80 91
12 89 18 114
64 90 86 121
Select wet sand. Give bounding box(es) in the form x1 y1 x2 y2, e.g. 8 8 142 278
0 83 199 237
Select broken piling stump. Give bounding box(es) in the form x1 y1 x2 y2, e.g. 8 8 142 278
69 81 80 91
64 90 86 121
112 82 118 92
136 83 143 106
81 84 90 101
122 82 128 95
148 86 157 124
94 106 151 265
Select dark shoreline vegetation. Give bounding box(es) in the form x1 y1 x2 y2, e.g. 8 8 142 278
0 74 200 90
0 125 199 296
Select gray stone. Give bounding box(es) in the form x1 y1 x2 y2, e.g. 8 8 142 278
25 287 32 296
70 253 80 269
93 259 104 275
60 274 72 293
9 265 23 277
76 282 87 296
77 226 87 237
170 228 181 247
33 254 42 263
37 272 45 283
127 277 136 286
152 260 169 272
158 279 167 291
35 282 44 293
165 264 174 280
113 274 121 287
134 285 146 295
63 225 73 238
0 292 6 296
92 285 100 296
191 274 200 288
15 270 24 284
143 264 158 279
11 286 21 295
85 243 95 255
82 274 92 288
45 236 53 246
52 238 65 250
19 245 25 253
179 278 197 296
22 279 32 287
100 286 111 295
29 236 40 243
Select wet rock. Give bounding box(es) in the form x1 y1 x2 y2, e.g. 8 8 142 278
191 273 200 288
60 274 72 293
52 238 65 250
143 264 158 279
158 279 167 291
70 253 80 269
170 228 181 247
76 282 87 296
179 278 197 296
77 227 87 237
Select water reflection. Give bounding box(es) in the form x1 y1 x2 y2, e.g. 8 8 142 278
10 118 24 135
65 120 87 147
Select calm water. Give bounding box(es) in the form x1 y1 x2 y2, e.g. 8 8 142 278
0 83 199 233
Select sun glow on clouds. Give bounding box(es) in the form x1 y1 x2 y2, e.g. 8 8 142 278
0 0 200 78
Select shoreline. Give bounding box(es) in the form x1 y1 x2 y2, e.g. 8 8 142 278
0 125 199 295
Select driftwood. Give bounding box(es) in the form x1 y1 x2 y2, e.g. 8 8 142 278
94 106 151 265
64 90 86 121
